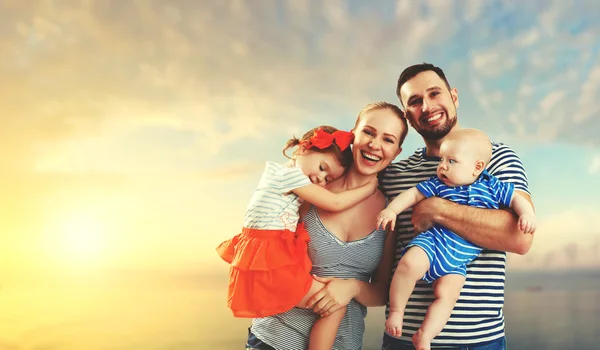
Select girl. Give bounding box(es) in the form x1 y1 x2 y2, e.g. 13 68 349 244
216 125 378 350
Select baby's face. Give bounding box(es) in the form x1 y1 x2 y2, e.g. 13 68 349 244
437 139 479 187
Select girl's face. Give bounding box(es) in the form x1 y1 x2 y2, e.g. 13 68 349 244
352 108 404 176
294 148 345 187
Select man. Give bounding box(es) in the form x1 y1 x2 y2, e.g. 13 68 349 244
380 63 534 350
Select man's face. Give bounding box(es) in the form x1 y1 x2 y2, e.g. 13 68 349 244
399 70 459 140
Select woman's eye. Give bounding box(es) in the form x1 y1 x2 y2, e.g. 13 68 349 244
362 130 373 136
385 138 394 143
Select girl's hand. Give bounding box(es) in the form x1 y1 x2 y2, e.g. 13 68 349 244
306 275 357 317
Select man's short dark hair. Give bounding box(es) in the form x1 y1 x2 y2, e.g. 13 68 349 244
396 63 451 106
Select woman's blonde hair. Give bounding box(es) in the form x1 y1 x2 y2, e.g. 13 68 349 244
354 102 409 147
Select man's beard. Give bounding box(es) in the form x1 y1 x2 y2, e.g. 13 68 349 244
415 113 457 141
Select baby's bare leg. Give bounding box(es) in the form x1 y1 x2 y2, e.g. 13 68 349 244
296 279 346 350
386 247 431 338
412 274 465 350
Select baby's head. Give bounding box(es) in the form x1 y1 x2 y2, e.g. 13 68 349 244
283 125 354 187
437 128 492 187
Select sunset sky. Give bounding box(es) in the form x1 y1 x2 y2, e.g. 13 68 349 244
2 0 599 278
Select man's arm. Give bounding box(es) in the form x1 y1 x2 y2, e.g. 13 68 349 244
411 190 534 255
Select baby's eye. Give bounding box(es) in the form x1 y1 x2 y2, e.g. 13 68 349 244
319 165 324 171
449 159 456 164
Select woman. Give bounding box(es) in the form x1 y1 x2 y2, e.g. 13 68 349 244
246 102 409 350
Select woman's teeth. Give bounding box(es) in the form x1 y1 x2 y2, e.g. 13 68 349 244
361 151 381 162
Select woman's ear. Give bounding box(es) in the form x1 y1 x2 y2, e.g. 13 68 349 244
395 146 403 158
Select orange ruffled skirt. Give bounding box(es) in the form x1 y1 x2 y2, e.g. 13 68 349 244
215 223 313 318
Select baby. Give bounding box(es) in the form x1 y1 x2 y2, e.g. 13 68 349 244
377 128 536 350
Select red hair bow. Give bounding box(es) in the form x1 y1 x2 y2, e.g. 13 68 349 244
303 128 354 151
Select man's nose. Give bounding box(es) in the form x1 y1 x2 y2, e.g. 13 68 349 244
422 98 431 112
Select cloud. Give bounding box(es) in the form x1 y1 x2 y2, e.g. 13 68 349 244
589 155 600 174
509 208 600 270
456 0 600 147
195 161 266 181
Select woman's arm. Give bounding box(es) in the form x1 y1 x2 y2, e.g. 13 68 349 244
307 227 397 315
352 226 397 307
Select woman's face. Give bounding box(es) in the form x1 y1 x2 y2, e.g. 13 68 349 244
352 108 404 176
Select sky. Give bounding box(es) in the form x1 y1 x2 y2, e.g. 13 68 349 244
1 0 600 277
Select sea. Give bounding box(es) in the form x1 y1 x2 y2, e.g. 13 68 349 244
0 269 598 350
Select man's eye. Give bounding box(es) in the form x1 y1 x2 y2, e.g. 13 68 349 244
431 91 440 97
409 98 422 106
385 138 394 143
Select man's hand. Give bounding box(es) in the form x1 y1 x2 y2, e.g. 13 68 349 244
410 197 443 234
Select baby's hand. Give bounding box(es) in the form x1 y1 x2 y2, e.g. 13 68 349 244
518 213 536 234
377 208 397 231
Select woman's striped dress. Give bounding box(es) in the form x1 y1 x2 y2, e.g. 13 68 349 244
250 204 387 350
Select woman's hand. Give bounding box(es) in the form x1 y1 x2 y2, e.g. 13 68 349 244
306 275 358 317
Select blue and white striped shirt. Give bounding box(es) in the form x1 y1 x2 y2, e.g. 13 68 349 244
406 171 515 282
380 143 530 347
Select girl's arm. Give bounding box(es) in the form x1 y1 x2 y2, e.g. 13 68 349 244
293 178 377 212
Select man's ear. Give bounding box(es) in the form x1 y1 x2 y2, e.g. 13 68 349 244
451 87 459 109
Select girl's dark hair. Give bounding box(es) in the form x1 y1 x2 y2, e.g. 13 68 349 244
282 125 353 169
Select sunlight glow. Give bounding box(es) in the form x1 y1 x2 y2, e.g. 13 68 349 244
55 212 108 266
